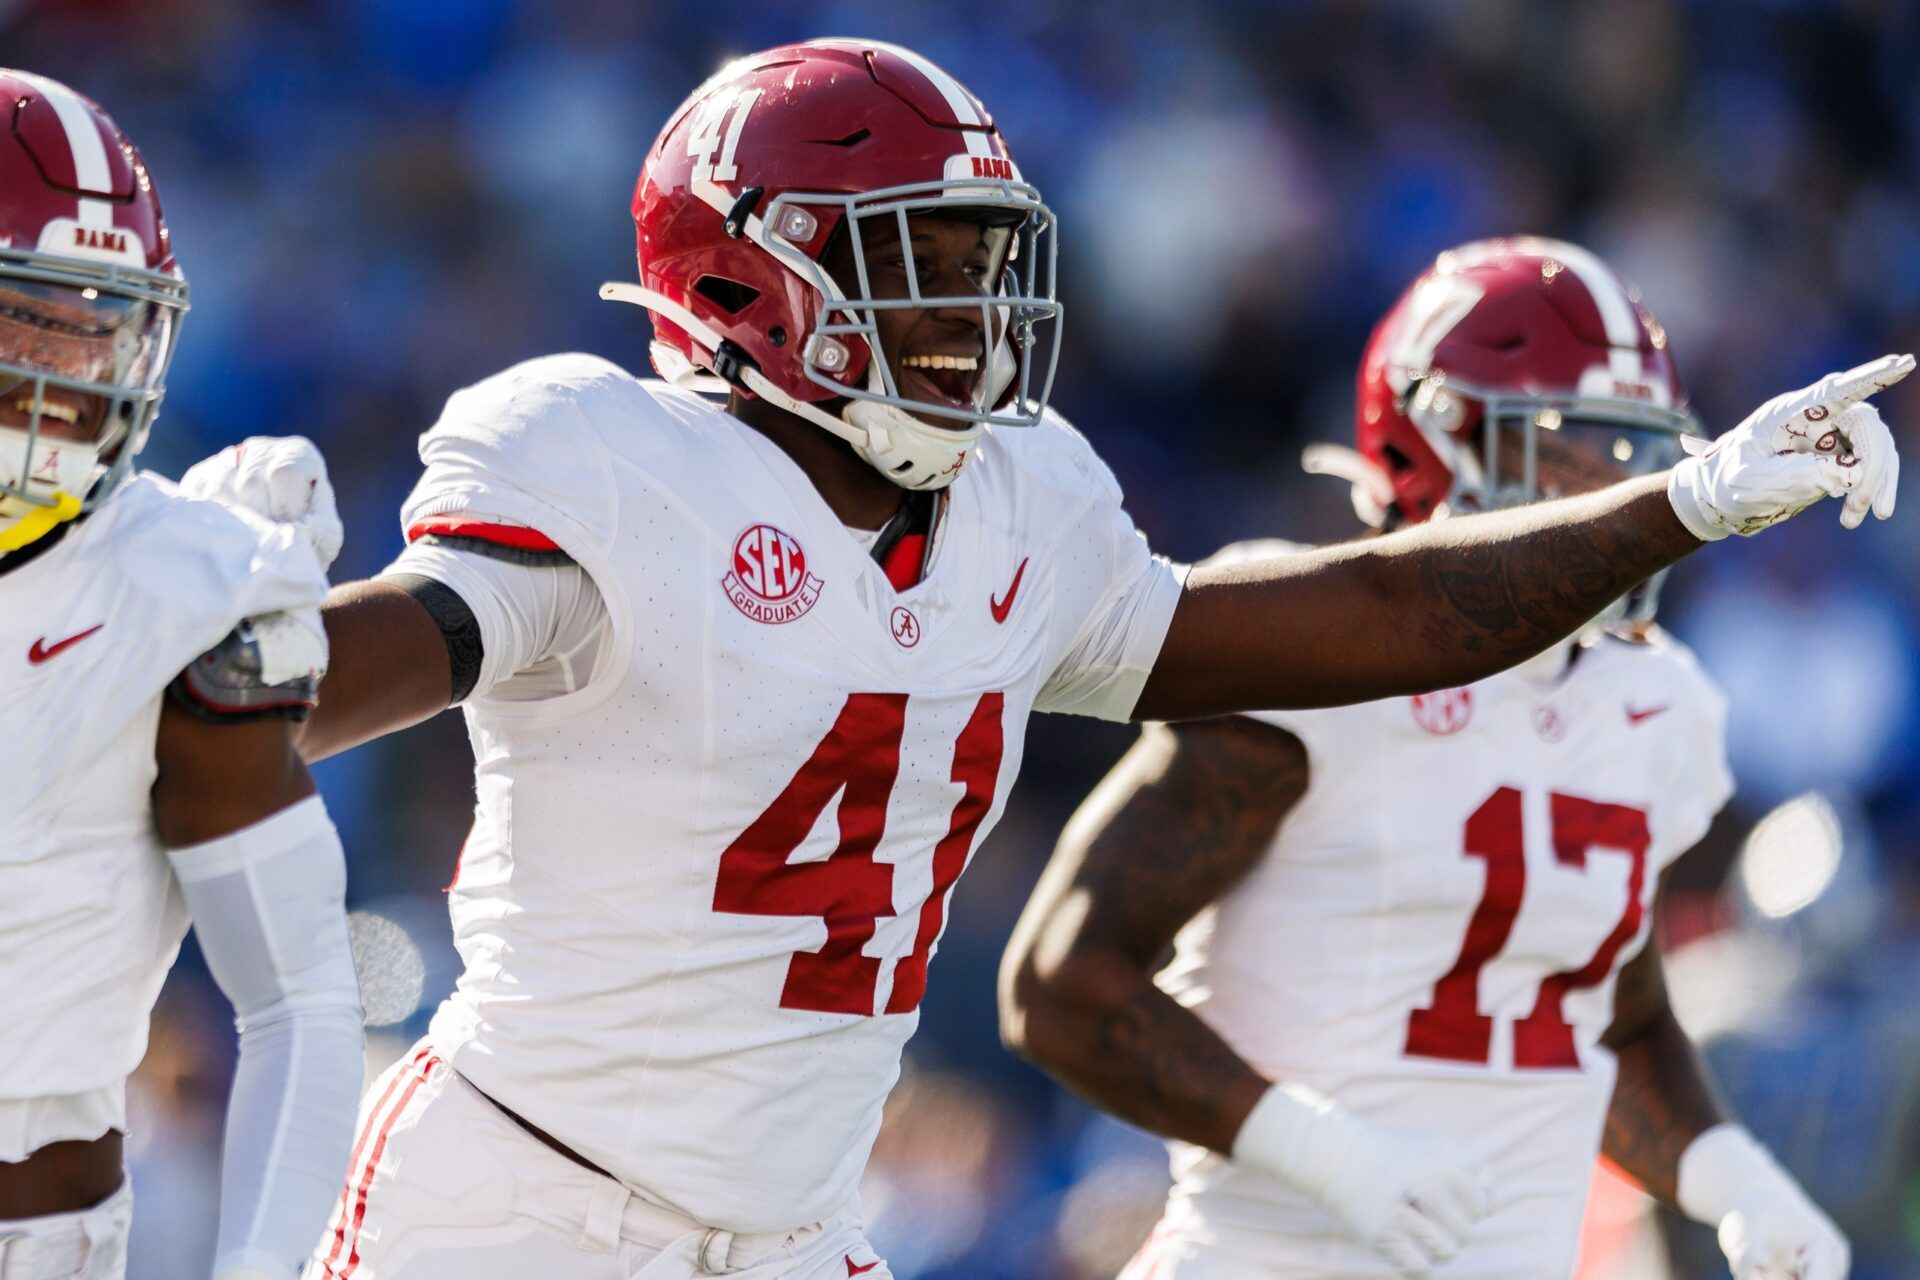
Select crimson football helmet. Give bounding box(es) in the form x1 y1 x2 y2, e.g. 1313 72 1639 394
1310 237 1699 531
0 70 186 550
602 39 1061 491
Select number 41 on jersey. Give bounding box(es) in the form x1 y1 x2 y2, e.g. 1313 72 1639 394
714 692 1004 1017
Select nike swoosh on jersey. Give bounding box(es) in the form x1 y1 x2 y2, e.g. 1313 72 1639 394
990 557 1029 623
1625 704 1669 725
845 1257 881 1276
28 623 104 665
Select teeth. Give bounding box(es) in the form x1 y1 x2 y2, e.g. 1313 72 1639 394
12 398 78 425
902 354 979 372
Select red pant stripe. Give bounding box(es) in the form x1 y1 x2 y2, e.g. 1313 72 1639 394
320 1045 435 1274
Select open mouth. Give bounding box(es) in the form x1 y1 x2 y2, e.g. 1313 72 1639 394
899 352 982 411
0 390 102 439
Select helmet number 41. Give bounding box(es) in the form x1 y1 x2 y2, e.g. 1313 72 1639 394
688 86 763 186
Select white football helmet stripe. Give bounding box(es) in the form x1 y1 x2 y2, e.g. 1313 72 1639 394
1536 238 1647 386
11 71 115 231
863 40 996 159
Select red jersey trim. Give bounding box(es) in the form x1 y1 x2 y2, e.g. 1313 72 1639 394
406 516 562 553
881 532 926 592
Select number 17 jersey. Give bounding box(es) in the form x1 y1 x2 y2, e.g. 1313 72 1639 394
396 354 1184 1235
1154 546 1733 1278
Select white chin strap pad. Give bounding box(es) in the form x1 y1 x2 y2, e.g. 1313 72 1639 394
0 428 99 505
602 281 984 492
842 398 983 490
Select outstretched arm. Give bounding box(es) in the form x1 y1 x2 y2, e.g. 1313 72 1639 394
175 439 461 763
1139 475 1690 719
1136 356 1910 722
295 580 456 761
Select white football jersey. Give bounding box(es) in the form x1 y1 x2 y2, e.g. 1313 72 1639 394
0 475 328 1158
1152 543 1733 1279
399 354 1184 1234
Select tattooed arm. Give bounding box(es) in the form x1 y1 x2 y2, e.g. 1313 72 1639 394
999 718 1308 1152
1136 475 1699 720
1599 922 1729 1205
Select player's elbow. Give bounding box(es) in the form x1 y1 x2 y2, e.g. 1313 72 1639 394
238 997 364 1043
997 939 1136 1075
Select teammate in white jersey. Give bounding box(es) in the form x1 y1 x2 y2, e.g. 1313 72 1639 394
0 72 365 1280
184 40 1899 1280
1002 239 1850 1279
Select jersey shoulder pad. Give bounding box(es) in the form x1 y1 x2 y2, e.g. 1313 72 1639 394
108 474 329 640
402 353 633 567
984 406 1129 509
171 611 327 723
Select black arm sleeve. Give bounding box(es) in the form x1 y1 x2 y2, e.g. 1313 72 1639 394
379 572 485 705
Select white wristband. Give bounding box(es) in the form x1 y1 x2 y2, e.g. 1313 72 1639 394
1666 458 1732 543
1676 1123 1790 1226
1231 1082 1349 1197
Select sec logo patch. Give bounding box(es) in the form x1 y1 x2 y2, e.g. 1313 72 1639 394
722 524 825 624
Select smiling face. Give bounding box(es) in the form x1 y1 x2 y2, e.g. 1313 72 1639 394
0 279 155 447
820 211 1011 427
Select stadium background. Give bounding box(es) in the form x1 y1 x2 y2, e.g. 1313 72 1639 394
8 0 1920 1275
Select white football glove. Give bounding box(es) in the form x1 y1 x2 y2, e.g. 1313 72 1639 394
1668 354 1911 540
1679 1124 1850 1280
1233 1084 1494 1278
180 435 343 575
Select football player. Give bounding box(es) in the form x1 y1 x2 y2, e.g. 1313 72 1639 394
1001 238 1850 1279
0 72 364 1279
188 41 1898 1280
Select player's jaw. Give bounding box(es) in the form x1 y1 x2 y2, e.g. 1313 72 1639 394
0 378 110 443
829 214 999 429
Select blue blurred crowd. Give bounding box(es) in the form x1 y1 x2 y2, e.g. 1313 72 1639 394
8 0 1920 1275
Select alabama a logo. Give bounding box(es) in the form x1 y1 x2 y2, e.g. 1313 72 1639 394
722 523 824 624
1410 687 1472 736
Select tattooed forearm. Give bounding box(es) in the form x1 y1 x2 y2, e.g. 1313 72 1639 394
1603 1016 1726 1205
1601 940 1729 1205
1001 719 1307 1154
1136 472 1703 721
1073 971 1274 1154
1408 477 1696 662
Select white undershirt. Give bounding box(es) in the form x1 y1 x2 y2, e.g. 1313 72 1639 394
384 540 610 703
385 527 897 705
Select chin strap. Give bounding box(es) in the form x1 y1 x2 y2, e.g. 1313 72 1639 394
0 490 82 553
601 281 979 491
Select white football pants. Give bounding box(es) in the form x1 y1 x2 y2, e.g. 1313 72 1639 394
1120 1211 1574 1280
305 1041 891 1280
0 1182 131 1280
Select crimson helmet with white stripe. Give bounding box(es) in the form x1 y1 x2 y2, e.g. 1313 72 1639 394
602 39 1061 491
1342 236 1697 528
0 69 187 548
